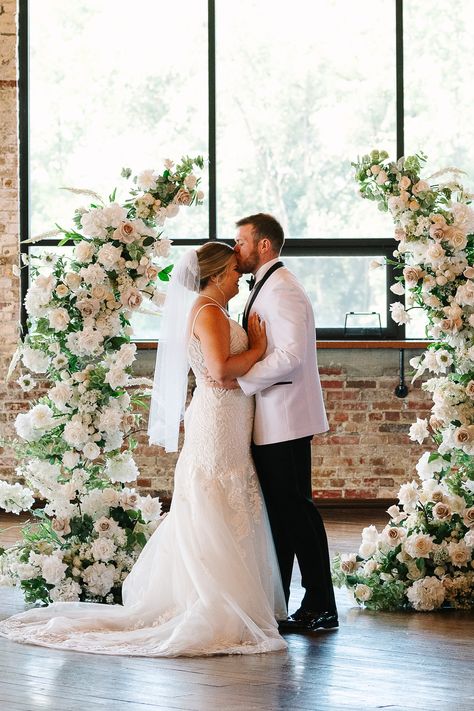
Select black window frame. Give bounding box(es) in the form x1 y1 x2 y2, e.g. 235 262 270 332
18 0 407 342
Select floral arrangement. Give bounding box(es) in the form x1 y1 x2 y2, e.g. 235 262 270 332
0 156 204 604
332 150 474 611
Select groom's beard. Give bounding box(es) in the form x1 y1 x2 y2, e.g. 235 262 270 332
237 252 259 275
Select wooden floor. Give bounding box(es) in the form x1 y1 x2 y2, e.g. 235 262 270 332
1 509 473 711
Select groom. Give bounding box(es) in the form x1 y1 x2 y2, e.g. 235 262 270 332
234 213 338 633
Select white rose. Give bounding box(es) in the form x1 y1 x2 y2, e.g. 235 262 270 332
97 243 123 271
390 301 411 325
464 530 474 547
361 525 379 543
76 297 101 318
339 553 359 574
426 243 446 265
91 537 117 563
74 241 96 263
362 559 378 576
115 343 137 368
390 282 405 296
120 286 143 310
354 584 372 602
139 495 162 522
358 541 377 559
83 442 101 460
432 502 451 521
65 272 82 291
120 487 140 509
386 504 407 524
113 221 139 244
63 419 89 447
408 419 429 445
447 541 471 568
404 533 434 559
415 452 445 481
76 328 104 355
51 517 71 538
63 451 80 469
49 382 74 411
380 525 406 548
93 516 120 537
463 507 474 527
30 404 55 431
105 365 129 390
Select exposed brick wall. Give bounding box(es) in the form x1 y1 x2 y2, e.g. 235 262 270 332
0 3 433 501
311 360 432 500
0 0 21 482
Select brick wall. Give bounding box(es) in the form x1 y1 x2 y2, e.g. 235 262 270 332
0 0 21 485
0 1 433 501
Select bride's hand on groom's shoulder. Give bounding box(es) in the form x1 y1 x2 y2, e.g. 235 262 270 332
248 313 267 360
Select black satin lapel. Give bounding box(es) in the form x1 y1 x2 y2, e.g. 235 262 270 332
242 261 284 331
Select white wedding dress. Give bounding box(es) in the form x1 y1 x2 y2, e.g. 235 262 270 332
0 316 287 657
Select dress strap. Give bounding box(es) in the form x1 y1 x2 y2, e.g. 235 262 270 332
190 302 227 337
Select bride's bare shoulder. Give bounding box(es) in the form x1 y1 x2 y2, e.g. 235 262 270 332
190 299 229 339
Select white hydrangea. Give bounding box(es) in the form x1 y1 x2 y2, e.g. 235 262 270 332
80 207 109 239
39 554 68 586
14 412 40 442
21 346 50 373
82 562 115 597
80 488 119 518
105 453 139 484
0 481 35 514
50 578 82 602
407 576 445 611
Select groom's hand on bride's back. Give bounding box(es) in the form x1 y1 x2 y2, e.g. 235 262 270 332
203 371 240 390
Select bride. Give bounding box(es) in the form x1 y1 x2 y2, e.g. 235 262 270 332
0 243 287 657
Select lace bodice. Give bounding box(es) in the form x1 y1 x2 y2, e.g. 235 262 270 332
188 315 249 384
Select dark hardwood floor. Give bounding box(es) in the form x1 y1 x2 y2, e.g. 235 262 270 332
1 508 473 711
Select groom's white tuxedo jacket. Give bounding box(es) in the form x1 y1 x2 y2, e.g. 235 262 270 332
238 259 329 446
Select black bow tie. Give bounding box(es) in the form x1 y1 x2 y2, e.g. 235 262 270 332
247 275 256 290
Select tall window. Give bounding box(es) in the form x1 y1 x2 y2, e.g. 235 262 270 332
20 0 474 340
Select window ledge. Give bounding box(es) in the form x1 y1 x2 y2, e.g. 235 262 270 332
317 340 430 349
136 340 430 350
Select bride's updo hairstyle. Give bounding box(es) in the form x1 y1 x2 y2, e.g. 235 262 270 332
196 242 235 291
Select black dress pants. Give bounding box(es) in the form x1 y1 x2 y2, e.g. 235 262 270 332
252 436 336 614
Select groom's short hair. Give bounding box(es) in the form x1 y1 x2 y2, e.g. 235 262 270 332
236 213 285 253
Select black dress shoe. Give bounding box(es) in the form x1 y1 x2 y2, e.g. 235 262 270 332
278 609 339 634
